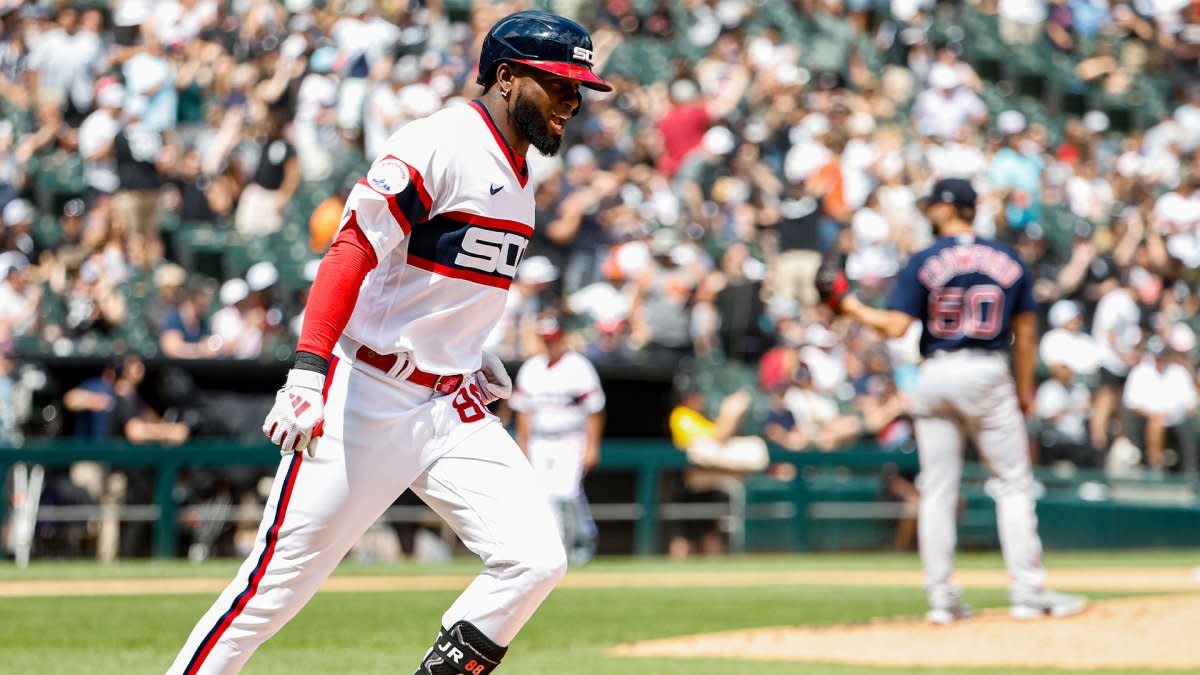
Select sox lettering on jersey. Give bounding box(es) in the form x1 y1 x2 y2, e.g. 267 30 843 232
408 212 532 290
456 228 528 276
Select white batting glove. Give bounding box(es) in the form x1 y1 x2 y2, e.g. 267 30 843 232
263 369 326 458
472 351 512 404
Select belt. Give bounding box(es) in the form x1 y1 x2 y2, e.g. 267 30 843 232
353 346 467 395
928 348 1007 360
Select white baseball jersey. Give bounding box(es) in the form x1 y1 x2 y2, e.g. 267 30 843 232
511 351 605 498
170 100 570 675
341 100 535 374
511 351 605 435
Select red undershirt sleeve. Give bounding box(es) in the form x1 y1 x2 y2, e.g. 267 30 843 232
295 214 380 361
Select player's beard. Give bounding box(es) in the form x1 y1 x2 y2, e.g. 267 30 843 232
512 92 562 156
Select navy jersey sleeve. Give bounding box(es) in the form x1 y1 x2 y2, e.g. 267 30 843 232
887 255 925 319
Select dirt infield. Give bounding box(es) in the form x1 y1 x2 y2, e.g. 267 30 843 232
612 594 1200 670
0 565 1196 597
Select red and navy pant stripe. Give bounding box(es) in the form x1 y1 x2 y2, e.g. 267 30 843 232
183 451 303 673
183 357 338 673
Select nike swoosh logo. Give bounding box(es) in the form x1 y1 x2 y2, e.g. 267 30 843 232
490 184 503 195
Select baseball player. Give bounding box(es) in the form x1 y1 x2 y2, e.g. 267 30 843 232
510 315 606 565
819 178 1086 623
168 12 612 675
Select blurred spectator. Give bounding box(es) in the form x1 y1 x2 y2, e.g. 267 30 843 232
112 98 165 261
211 279 264 359
160 283 216 359
998 0 1049 45
64 354 189 445
487 255 559 360
234 116 298 236
582 318 632 365
655 71 747 177
52 256 127 340
1 198 36 259
781 361 864 450
629 241 694 362
706 242 772 362
1036 359 1099 467
1122 338 1199 473
910 63 986 140
1039 300 1104 377
852 350 913 449
0 349 17 445
79 82 123 195
988 111 1044 233
1091 279 1142 449
0 251 39 344
771 182 825 307
667 387 768 557
764 383 811 450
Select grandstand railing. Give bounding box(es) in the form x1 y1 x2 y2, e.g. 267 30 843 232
2 439 1197 559
0 439 918 558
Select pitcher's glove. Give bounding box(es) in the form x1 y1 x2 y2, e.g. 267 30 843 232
263 369 325 458
472 351 512 405
815 255 851 313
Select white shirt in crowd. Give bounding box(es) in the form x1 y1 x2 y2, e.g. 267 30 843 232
925 138 989 181
1036 379 1091 442
211 306 263 360
331 15 401 69
1091 288 1141 375
911 87 987 140
363 83 403 162
0 279 37 337
784 387 840 428
78 107 120 194
999 0 1048 24
294 72 339 147
1039 328 1104 376
1123 359 1198 426
1153 189 1200 267
152 0 218 46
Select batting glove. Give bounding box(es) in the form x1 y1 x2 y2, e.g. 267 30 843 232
263 369 326 458
472 351 512 404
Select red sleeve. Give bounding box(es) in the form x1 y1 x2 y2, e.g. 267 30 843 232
295 214 380 360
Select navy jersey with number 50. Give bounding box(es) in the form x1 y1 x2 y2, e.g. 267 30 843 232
888 235 1037 357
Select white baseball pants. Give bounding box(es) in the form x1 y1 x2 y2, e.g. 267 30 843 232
168 351 566 674
911 351 1046 608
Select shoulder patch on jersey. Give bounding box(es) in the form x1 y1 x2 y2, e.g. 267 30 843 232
366 158 411 195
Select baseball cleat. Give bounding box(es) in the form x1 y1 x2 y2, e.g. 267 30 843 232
1009 589 1088 620
925 601 975 625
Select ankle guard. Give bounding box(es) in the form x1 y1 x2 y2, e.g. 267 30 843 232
416 621 507 675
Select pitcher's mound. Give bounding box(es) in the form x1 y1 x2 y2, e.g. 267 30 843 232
612 594 1200 670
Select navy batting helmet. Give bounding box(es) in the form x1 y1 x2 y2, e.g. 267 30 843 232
476 11 612 93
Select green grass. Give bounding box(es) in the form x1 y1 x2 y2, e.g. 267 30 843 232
0 586 1159 675
0 552 1197 674
2 548 1197 581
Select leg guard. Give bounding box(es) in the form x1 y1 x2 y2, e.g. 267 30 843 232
416 620 508 675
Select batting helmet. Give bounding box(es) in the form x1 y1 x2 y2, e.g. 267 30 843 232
476 11 612 93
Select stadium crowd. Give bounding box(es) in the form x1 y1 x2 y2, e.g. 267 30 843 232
0 0 1198 481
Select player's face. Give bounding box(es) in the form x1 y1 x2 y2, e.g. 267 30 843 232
511 67 581 156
